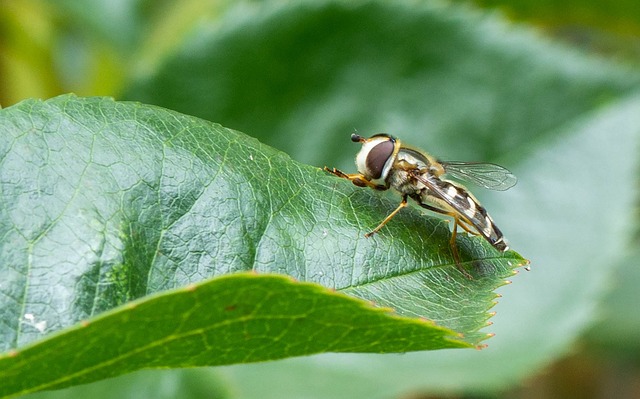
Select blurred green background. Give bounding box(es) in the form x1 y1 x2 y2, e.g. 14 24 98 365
2 0 640 398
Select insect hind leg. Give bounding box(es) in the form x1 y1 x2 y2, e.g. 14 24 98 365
450 215 473 280
415 201 474 279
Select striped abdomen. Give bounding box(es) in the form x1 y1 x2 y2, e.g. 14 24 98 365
418 176 509 252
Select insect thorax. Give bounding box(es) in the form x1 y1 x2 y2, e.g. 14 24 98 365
386 148 435 194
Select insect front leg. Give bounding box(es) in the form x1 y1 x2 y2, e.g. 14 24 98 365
323 167 387 190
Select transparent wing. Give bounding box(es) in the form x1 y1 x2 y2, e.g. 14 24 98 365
441 161 517 191
409 170 507 251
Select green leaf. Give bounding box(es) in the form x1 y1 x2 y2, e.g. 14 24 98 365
122 0 640 395
0 273 470 397
0 95 521 397
585 246 640 355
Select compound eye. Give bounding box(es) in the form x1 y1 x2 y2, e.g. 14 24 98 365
366 140 394 179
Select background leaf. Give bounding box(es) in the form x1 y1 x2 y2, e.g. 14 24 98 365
454 0 640 43
126 1 639 166
585 246 640 355
17 368 230 399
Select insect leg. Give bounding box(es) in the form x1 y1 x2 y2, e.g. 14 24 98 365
455 217 480 236
415 201 476 234
414 201 474 279
450 216 473 280
323 167 386 190
364 195 408 238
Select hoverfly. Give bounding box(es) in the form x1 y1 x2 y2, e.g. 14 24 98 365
324 133 516 275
